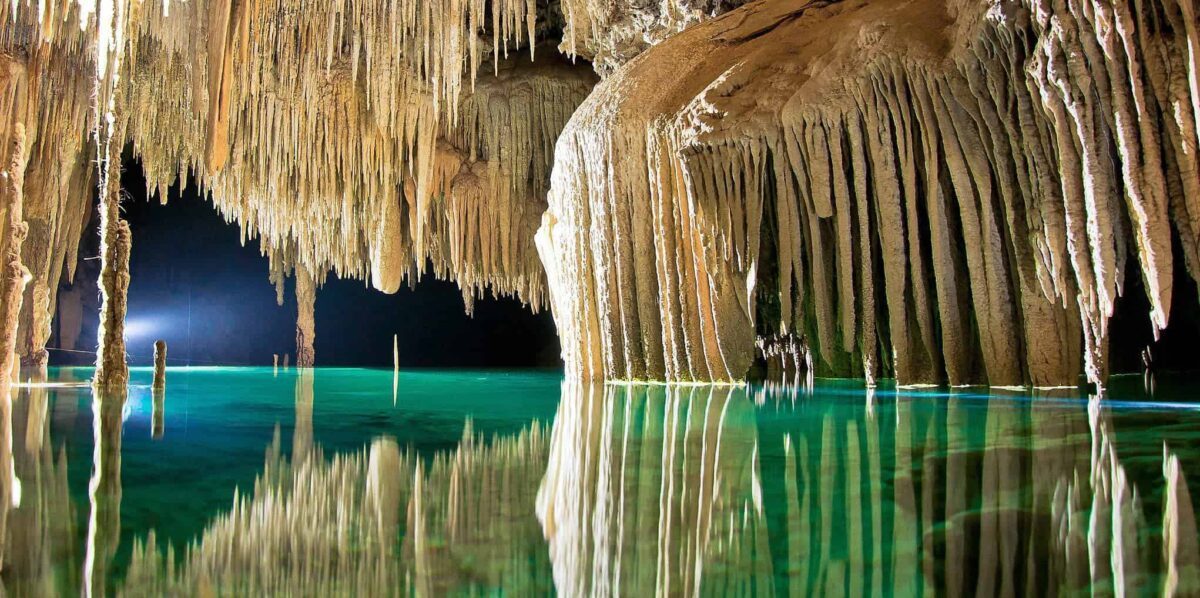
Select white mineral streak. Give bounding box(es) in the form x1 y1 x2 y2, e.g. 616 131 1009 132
539 0 1200 385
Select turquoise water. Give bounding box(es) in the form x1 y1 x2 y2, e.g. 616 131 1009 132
2 367 1199 595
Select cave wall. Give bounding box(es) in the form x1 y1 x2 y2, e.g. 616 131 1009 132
1 0 1198 386
537 0 1200 386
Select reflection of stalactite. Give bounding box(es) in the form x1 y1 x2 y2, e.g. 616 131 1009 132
0 117 30 577
1162 445 1200 595
84 389 126 597
122 423 551 595
767 387 1193 594
5 374 78 595
536 382 771 595
151 387 165 439
539 0 1200 385
292 368 313 463
152 340 166 390
0 361 11 574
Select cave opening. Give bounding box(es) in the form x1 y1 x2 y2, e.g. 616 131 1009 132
47 151 561 369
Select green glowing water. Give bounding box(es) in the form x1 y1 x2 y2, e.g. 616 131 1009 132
3 367 1198 595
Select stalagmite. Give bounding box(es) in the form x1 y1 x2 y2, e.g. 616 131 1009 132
93 155 131 391
83 387 126 598
294 265 316 369
0 121 29 442
152 340 166 390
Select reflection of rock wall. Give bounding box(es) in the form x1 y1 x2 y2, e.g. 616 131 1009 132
3 377 79 595
767 392 1199 595
122 423 552 595
536 382 771 595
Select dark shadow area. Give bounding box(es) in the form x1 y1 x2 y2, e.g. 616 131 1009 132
1109 231 1200 375
49 154 561 368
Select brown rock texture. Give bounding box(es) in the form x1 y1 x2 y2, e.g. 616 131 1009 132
152 340 166 390
1 0 1198 387
295 264 316 369
538 0 1200 386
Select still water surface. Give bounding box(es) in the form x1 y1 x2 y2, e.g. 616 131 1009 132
1 366 1198 595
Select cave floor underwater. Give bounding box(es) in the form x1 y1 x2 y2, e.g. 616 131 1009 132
1 365 1198 595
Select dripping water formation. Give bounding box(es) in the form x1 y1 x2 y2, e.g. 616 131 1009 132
0 0 1199 595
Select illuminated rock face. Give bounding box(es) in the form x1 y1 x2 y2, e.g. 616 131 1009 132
1 0 1199 385
538 0 1200 385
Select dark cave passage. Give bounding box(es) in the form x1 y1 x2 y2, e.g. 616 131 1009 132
49 155 560 369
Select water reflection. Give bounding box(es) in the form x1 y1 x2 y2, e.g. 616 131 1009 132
0 371 1196 595
4 367 75 595
120 372 552 595
84 387 125 598
537 383 769 595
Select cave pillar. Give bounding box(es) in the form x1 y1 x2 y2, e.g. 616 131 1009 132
0 123 29 390
0 123 29 570
295 264 315 368
152 340 166 390
93 153 131 391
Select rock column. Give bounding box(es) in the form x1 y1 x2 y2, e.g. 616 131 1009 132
295 264 315 368
0 124 28 401
0 122 27 574
152 340 166 390
93 153 130 391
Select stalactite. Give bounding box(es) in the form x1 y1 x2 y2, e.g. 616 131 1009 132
0 1 594 353
538 0 1200 386
121 419 551 595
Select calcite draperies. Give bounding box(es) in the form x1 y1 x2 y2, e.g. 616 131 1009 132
538 0 1200 386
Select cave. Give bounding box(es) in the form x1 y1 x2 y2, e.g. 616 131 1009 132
1 0 1200 594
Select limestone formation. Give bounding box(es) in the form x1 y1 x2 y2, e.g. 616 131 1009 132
83 388 126 598
1 0 1199 387
0 122 29 445
537 0 1200 386
295 265 316 369
92 155 130 391
152 340 166 390
151 387 165 439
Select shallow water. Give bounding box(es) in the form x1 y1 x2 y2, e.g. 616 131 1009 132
1 367 1198 595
